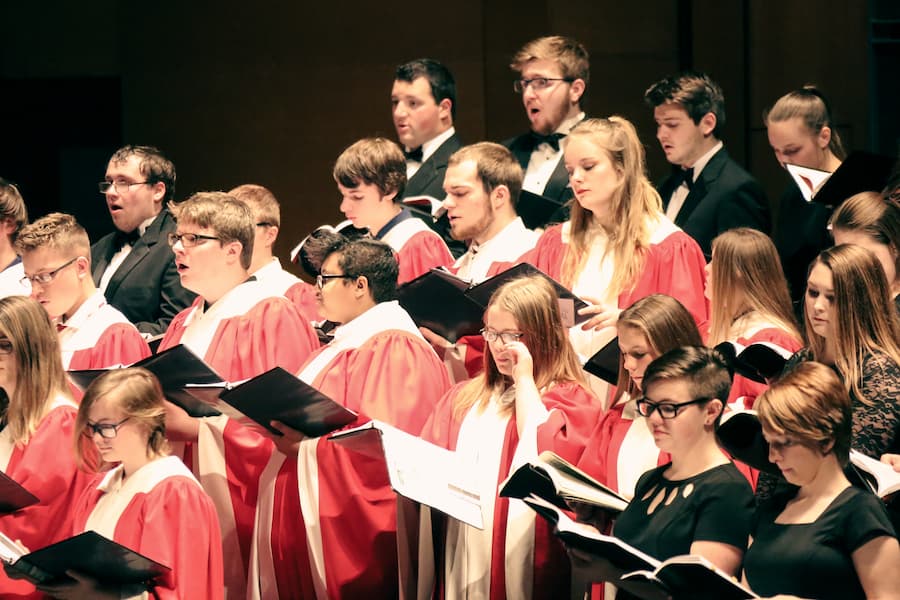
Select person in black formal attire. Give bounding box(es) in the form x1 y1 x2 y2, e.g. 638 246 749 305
505 36 589 223
392 58 464 256
765 86 846 305
645 72 769 257
743 361 900 600
90 145 195 336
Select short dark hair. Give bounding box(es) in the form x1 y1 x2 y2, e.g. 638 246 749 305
109 145 177 202
395 58 456 119
643 345 732 411
315 235 399 303
644 72 726 138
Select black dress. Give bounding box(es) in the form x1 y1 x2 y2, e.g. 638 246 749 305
744 486 896 599
611 463 754 598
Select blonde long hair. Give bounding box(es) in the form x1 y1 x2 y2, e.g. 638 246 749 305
613 294 703 405
561 117 663 294
452 276 590 420
707 228 801 346
806 244 900 404
0 296 70 445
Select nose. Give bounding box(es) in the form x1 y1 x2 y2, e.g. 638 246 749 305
393 102 407 119
813 295 827 313
442 194 455 210
339 197 351 215
768 443 781 463
623 354 637 373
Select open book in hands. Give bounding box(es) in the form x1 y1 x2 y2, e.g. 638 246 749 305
500 451 628 515
0 530 169 586
849 450 900 500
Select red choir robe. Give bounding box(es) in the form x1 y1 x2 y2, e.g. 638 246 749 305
0 398 96 598
61 290 151 370
253 257 322 323
70 456 224 600
196 300 450 599
157 279 318 598
419 379 600 599
521 218 709 330
381 215 454 285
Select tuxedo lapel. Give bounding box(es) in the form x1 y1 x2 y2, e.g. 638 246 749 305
673 147 728 226
91 238 115 285
103 211 166 298
406 159 438 197
542 156 572 202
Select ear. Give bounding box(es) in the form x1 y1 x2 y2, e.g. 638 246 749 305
150 182 166 204
489 185 509 211
354 274 371 299
382 189 399 204
699 112 717 137
224 240 243 264
820 438 835 456
705 398 724 426
75 255 91 278
265 225 279 247
818 125 832 149
568 78 586 105
0 218 16 237
438 98 453 123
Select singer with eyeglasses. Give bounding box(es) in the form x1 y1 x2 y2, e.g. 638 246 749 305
0 296 96 598
504 36 590 219
569 346 753 599
34 367 224 600
90 145 195 337
418 275 599 599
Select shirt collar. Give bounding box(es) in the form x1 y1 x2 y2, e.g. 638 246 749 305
374 207 415 239
415 126 456 164
687 141 724 181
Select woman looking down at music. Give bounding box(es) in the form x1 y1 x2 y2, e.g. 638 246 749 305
38 368 223 600
743 361 900 600
521 116 707 405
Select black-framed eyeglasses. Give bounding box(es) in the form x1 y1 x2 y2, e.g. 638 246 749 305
0 338 13 355
316 273 355 290
513 77 574 93
20 256 81 286
98 180 152 194
480 328 525 345
82 417 131 439
167 232 221 248
635 397 711 419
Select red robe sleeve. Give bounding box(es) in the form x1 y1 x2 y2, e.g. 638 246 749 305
396 231 455 285
67 322 152 371
156 298 201 351
205 297 319 381
534 381 602 464
619 230 709 330
520 225 566 281
0 407 96 598
284 280 323 322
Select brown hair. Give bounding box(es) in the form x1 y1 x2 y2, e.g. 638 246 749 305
644 71 726 138
756 361 852 465
228 184 281 228
74 368 169 472
452 276 590 419
830 191 900 282
15 212 91 258
333 138 407 200
447 142 524 207
109 145 177 202
0 178 28 239
0 296 71 445
614 294 703 404
169 191 254 269
708 228 801 346
763 86 846 160
562 117 663 293
805 244 900 404
511 36 590 88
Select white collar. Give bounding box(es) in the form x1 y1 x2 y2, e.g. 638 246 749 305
418 126 456 163
688 140 724 181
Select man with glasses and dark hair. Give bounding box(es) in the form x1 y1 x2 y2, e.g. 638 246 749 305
156 190 319 598
505 36 590 221
644 72 769 257
393 58 465 256
16 212 150 370
91 145 195 336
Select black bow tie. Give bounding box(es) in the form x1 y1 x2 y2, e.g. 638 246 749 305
113 228 141 251
677 167 696 191
530 132 565 152
404 147 424 162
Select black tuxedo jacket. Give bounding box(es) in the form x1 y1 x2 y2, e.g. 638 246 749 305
504 131 576 225
91 209 196 336
657 146 769 258
401 132 466 257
